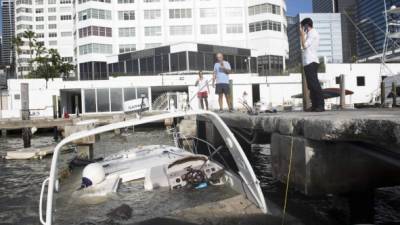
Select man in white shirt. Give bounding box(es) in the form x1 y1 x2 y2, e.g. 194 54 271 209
300 18 325 112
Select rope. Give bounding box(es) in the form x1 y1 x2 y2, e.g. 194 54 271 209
281 136 294 225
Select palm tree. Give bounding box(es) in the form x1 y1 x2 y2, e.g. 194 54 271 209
23 30 36 72
59 63 75 80
12 36 24 79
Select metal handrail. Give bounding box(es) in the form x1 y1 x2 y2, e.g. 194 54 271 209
39 177 49 225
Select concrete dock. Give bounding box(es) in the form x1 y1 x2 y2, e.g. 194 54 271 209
214 109 400 196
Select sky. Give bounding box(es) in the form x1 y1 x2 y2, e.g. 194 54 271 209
286 0 313 16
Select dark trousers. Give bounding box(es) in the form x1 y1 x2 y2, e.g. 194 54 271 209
304 63 325 109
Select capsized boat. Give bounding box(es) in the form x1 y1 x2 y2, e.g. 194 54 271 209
39 111 267 225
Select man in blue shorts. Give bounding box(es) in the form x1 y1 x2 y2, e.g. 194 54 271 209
213 53 233 112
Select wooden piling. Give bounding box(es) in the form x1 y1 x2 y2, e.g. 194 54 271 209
392 81 397 107
340 74 346 109
380 81 386 106
21 83 31 148
301 67 311 111
229 79 234 109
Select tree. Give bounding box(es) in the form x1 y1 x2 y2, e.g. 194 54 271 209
12 36 24 79
59 63 75 80
23 30 36 72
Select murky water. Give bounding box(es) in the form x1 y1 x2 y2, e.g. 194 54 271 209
0 129 399 225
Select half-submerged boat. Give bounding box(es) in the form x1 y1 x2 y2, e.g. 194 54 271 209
39 111 267 225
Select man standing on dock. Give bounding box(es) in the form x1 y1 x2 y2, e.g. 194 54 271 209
300 18 325 112
213 53 233 112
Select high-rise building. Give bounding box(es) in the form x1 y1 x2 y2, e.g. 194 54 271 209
312 0 357 62
287 13 343 68
1 0 15 76
75 0 289 79
356 0 400 61
312 0 337 13
14 0 74 77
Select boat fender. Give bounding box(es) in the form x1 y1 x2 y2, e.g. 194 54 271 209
81 163 105 188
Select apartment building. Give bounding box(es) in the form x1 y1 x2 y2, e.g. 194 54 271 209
12 0 288 79
14 0 74 76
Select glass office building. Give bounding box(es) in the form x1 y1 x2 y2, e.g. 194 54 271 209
287 13 343 68
357 0 400 60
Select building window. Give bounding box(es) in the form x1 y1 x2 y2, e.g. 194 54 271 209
35 16 44 21
144 9 161 19
60 0 71 3
48 7 56 12
249 20 281 33
78 9 112 21
16 0 33 5
48 16 57 21
48 0 56 4
199 8 217 18
118 10 135 20
118 0 134 3
36 24 44 29
119 27 136 37
79 43 113 55
61 31 72 36
35 0 43 4
79 26 112 38
225 7 242 17
49 32 57 38
35 8 44 13
169 8 192 19
200 24 217 35
226 24 243 34
357 76 365 86
60 15 72 20
35 33 44 38
17 7 33 13
49 40 57 46
248 3 281 16
17 16 33 21
335 76 341 84
78 0 111 3
170 25 192 35
17 24 33 30
143 0 160 2
145 43 161 49
144 26 162 36
48 24 57 29
119 44 136 53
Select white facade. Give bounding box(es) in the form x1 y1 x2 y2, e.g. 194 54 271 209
15 0 74 76
74 0 288 67
2 63 400 119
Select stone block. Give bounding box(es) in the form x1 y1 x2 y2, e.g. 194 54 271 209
271 133 400 196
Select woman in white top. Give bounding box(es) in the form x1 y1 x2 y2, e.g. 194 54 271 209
195 71 210 110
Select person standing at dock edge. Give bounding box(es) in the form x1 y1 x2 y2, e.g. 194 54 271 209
195 71 210 110
300 18 325 112
213 53 233 112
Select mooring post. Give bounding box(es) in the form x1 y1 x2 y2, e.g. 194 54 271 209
340 74 346 109
52 95 58 119
1 129 7 137
301 68 311 111
229 79 234 109
75 95 80 117
21 83 31 148
380 81 386 106
392 81 397 107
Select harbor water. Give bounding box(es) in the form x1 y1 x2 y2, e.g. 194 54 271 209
0 128 399 225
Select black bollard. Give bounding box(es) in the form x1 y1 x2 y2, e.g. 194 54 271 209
53 127 59 141
22 127 32 148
